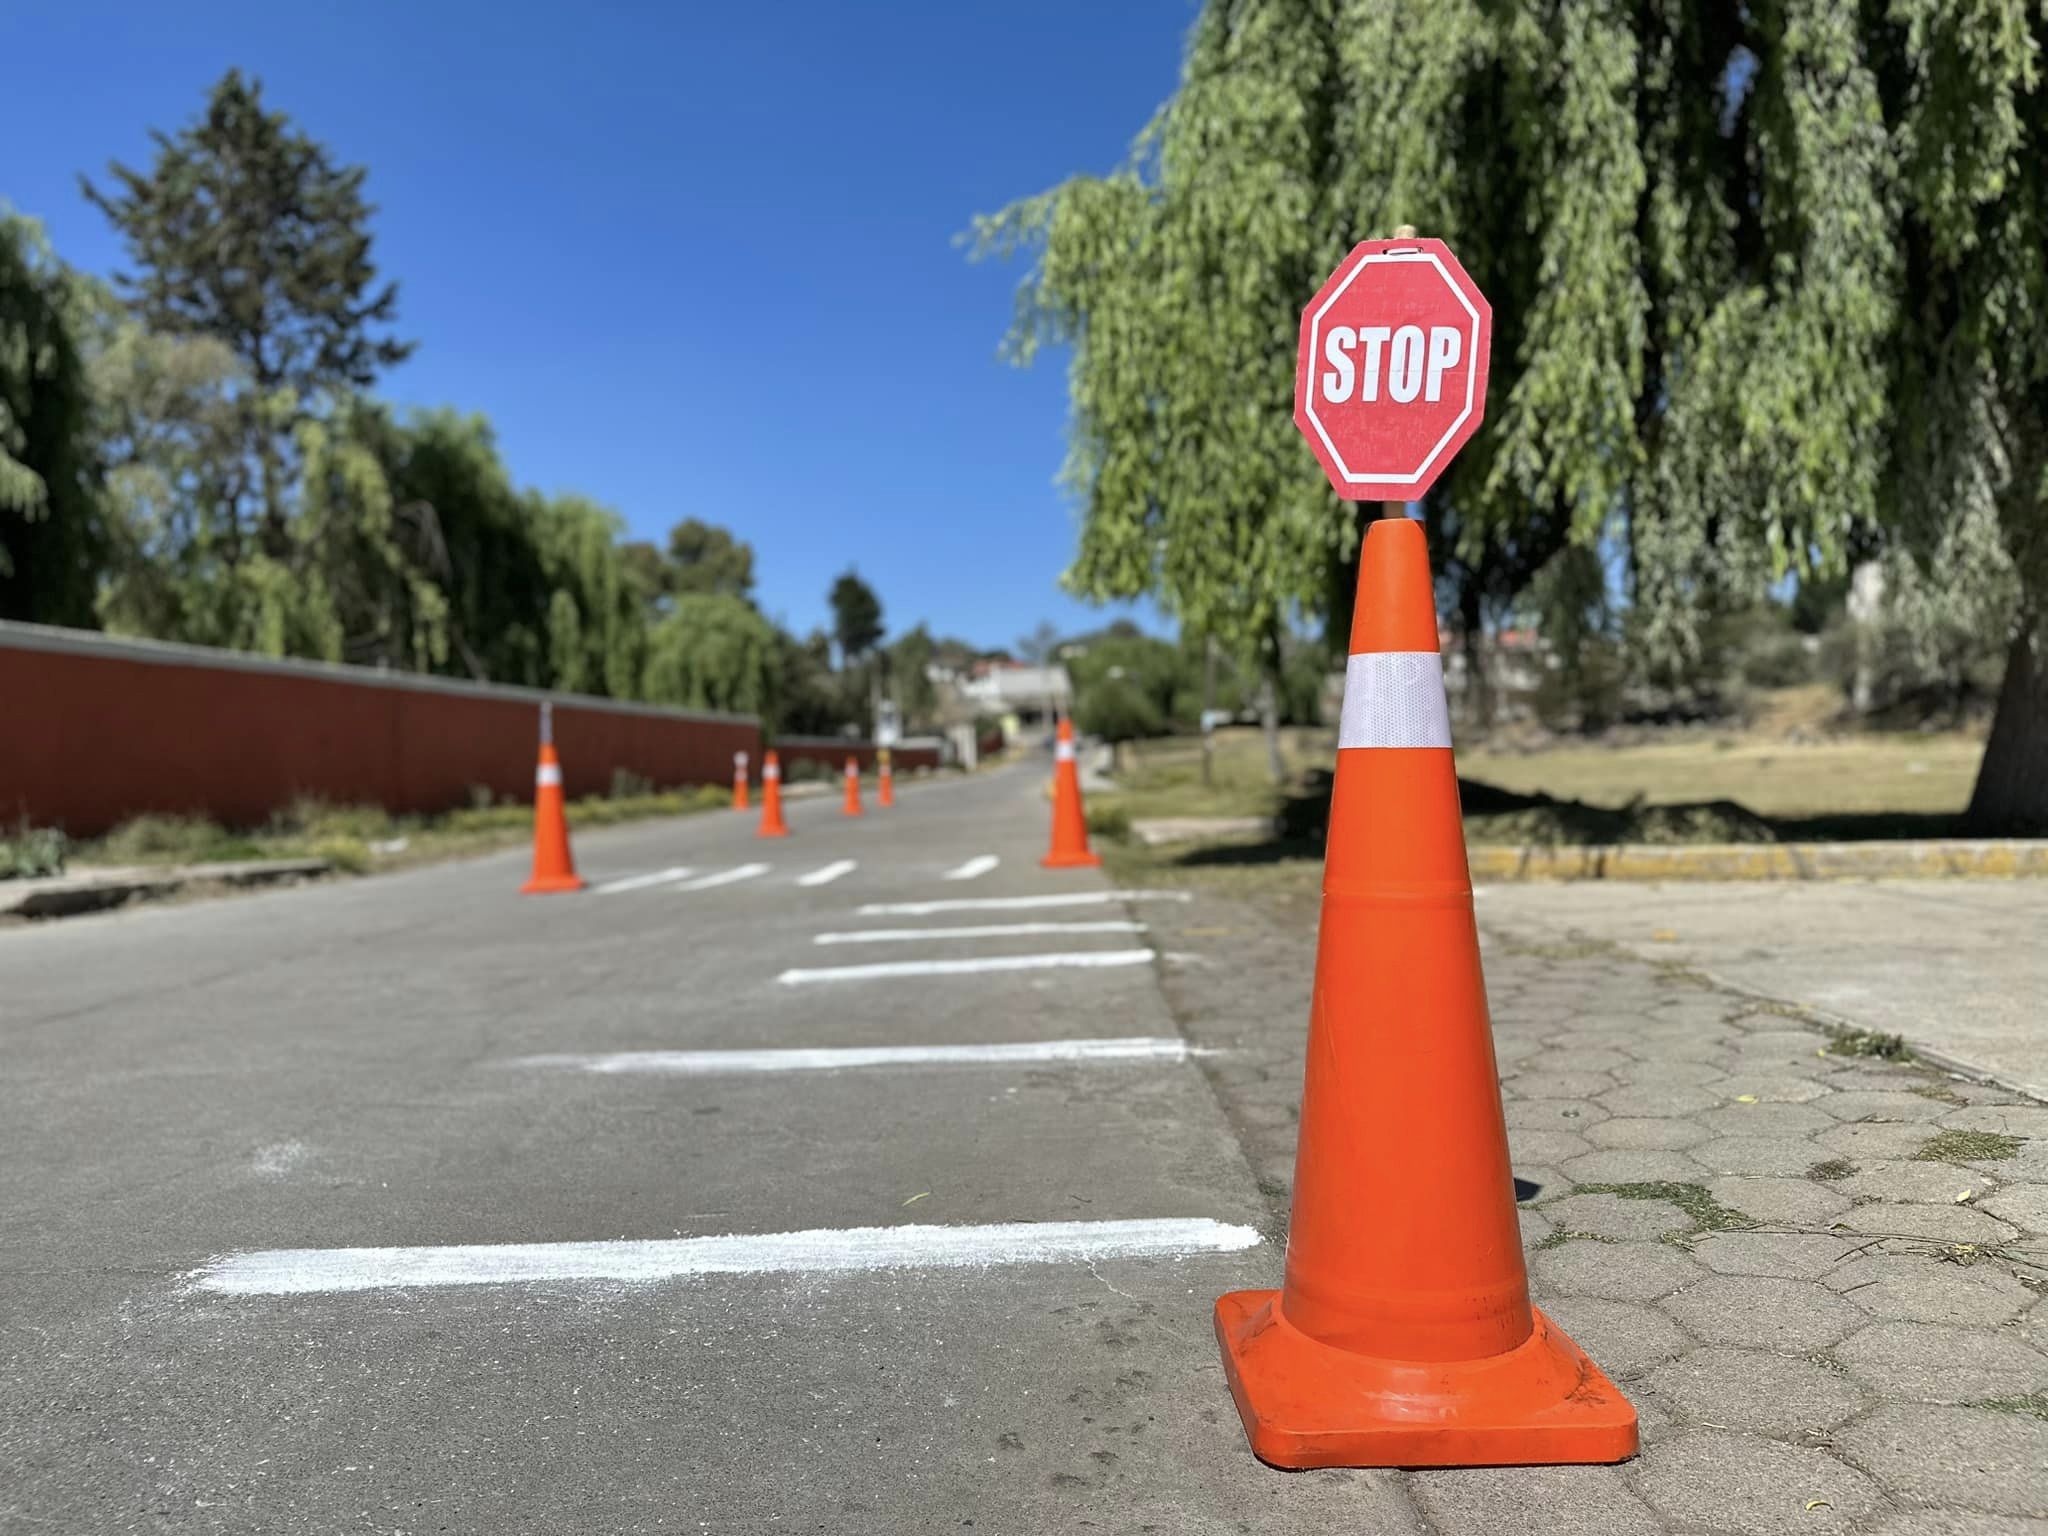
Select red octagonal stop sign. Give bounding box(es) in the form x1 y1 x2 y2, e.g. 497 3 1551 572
1293 237 1493 503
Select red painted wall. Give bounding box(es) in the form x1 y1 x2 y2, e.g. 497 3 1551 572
1 624 763 837
772 736 942 778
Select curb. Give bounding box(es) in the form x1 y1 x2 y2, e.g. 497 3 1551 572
1466 838 2048 882
0 858 333 920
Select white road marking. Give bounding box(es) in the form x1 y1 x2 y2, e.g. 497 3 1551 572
942 854 1000 881
190 1217 1262 1296
858 891 1193 918
796 859 857 888
512 1037 1195 1075
778 950 1154 986
593 866 695 895
813 920 1144 946
673 863 770 893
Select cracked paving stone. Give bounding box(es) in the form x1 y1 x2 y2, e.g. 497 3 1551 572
1695 1102 1839 1139
1514 1165 1574 1204
1547 1193 1691 1242
1538 1047 1635 1074
1532 1240 1700 1303
1825 1253 2038 1325
1691 1231 1864 1281
1411 1464 1664 1536
1939 1104 2048 1139
1817 1091 1952 1124
1661 1275 1864 1350
1706 1074 1829 1103
1507 1070 1620 1100
1520 1207 1554 1249
1636 1428 1882 1535
1509 1128 1596 1165
1818 1120 1945 1160
1864 1516 2048 1536
1837 1160 2001 1204
1734 1028 1834 1054
1837 1320 2048 1403
1691 1136 1834 1177
1836 1202 2020 1244
1560 1148 1707 1184
1611 1058 1729 1088
1600 1083 1724 1117
1984 1184 2048 1234
1585 1116 1711 1150
1541 1296 1691 1376
1835 1404 2048 1517
1503 1098 1607 1130
1707 1175 1851 1226
1647 1345 1866 1434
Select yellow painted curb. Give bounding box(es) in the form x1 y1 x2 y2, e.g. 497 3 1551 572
1465 840 2048 882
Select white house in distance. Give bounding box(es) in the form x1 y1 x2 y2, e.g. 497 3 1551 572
937 658 1072 743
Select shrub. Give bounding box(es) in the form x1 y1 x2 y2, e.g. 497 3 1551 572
1 825 67 880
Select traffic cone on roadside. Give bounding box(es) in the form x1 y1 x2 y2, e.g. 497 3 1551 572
1213 517 1635 1469
842 756 864 817
733 750 751 812
520 701 585 895
758 750 789 838
877 748 895 809
1041 717 1101 869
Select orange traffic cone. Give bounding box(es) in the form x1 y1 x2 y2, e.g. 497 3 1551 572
1214 517 1635 1469
733 749 751 812
520 701 585 895
1041 717 1100 868
758 749 789 838
842 756 864 817
877 748 895 808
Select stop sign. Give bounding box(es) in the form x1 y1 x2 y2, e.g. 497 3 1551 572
1293 237 1492 502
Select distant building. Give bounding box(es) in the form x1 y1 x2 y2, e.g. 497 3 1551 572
933 659 1073 741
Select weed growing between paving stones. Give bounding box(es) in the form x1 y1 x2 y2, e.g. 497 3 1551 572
1909 1081 1967 1104
1916 1129 2026 1163
1825 1025 1914 1060
1809 1158 1856 1181
1557 1181 1756 1237
1976 1392 2048 1421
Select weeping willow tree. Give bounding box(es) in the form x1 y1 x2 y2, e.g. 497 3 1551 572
976 0 2047 826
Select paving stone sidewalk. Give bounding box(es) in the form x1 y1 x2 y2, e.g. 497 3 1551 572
1142 884 2048 1535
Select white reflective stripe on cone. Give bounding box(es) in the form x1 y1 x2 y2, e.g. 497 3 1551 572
764 766 780 781
536 764 563 786
1055 741 1076 762
1337 651 1452 750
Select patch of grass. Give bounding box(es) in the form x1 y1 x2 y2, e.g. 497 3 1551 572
1826 1025 1913 1060
1086 801 1132 841
1531 1228 1574 1251
1910 1082 1967 1105
0 823 67 879
1974 1392 2048 1421
1566 1181 1757 1235
1915 1129 2026 1164
1735 998 1817 1023
1808 1158 1856 1181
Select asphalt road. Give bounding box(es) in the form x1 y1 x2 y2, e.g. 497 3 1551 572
1 764 1420 1534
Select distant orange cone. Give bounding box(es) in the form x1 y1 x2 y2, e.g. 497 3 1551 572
1041 717 1100 868
1214 517 1636 1469
758 749 789 838
842 756 864 817
520 701 584 895
733 749 750 812
877 748 894 808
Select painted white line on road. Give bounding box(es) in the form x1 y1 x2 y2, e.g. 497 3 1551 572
942 854 1000 881
796 859 858 888
778 950 1154 986
190 1217 1261 1296
814 920 1145 946
512 1036 1194 1075
858 891 1193 917
674 863 770 893
593 866 695 895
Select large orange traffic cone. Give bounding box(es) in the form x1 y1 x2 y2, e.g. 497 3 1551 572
1041 717 1100 868
520 701 585 895
877 748 895 808
733 750 751 812
841 756 864 817
1214 517 1636 1469
758 749 789 838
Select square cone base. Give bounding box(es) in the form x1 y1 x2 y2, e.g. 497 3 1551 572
1040 851 1102 869
520 874 586 894
1215 1291 1638 1469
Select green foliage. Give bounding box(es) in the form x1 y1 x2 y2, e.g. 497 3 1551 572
828 568 884 662
888 623 940 728
0 824 67 880
666 517 757 600
642 592 778 714
1068 631 1188 737
1076 673 1165 742
0 210 105 625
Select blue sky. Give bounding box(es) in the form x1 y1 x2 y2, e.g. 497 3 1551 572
1 0 1193 650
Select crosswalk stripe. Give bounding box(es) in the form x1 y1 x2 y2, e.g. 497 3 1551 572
857 891 1193 918
592 866 695 895
812 920 1144 946
674 863 770 893
189 1217 1261 1295
942 854 1000 881
511 1037 1195 1075
797 859 857 888
777 950 1154 986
